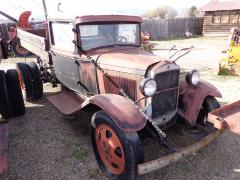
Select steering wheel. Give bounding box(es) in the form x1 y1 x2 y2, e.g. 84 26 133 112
117 36 127 42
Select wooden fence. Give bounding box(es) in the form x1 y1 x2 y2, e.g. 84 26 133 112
141 17 204 40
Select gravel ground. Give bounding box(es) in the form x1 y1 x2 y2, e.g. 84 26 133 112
1 36 240 180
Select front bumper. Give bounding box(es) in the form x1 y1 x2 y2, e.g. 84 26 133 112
138 100 240 175
137 129 222 175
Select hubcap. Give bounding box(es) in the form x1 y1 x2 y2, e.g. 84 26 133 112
96 124 125 174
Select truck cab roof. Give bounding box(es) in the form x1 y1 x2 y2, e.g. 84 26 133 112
48 14 143 24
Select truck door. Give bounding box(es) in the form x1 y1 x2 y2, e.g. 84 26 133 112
49 21 98 95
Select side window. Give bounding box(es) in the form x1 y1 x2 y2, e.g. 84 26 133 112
213 11 221 23
51 22 75 52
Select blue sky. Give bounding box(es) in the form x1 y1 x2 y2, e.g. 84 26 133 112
0 0 211 20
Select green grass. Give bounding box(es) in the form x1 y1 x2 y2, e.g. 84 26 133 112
179 162 193 176
88 169 99 179
71 147 89 161
63 142 89 161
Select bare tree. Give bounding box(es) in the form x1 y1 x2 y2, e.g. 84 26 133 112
188 5 198 17
144 6 177 19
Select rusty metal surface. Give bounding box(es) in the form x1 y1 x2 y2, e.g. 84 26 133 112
47 86 85 115
97 68 146 109
87 94 146 131
87 47 167 75
18 11 32 28
178 79 222 125
103 75 137 101
209 100 240 135
47 87 146 132
75 15 142 24
0 122 8 175
51 51 99 95
137 129 222 175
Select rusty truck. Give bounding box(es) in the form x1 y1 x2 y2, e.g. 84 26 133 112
6 14 240 179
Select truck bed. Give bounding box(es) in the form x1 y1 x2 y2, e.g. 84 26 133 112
209 100 240 134
17 28 50 61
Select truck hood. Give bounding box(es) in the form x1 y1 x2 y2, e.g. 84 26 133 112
87 47 169 75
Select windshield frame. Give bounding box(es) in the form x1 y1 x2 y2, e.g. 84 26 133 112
77 22 141 52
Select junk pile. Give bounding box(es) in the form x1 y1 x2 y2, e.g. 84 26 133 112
219 27 240 76
141 32 153 52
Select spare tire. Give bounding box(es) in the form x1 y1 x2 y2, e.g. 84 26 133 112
5 69 25 117
16 63 34 102
0 70 12 119
11 38 32 57
27 61 43 99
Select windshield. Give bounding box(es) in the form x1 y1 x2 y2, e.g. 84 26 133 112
78 23 140 51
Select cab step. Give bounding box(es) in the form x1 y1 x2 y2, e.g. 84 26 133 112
47 87 85 115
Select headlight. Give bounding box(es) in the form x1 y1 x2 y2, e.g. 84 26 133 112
140 78 157 97
185 70 200 86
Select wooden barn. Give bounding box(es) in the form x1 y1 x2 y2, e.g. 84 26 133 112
201 0 240 35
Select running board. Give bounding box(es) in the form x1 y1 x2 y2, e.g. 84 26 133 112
47 88 85 115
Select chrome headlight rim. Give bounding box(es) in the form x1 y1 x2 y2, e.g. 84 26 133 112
185 70 200 86
140 78 157 97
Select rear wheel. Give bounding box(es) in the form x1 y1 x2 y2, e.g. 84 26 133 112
27 61 43 100
5 69 25 117
16 63 34 102
197 96 220 126
91 111 144 180
0 70 12 119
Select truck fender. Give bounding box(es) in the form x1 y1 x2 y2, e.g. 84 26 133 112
84 94 147 132
178 79 222 125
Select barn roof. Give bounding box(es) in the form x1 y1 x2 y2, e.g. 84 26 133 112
201 0 240 11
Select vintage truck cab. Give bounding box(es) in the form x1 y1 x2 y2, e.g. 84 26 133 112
50 15 181 125
16 14 240 179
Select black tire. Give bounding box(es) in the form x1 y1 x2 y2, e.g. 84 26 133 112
16 63 34 102
91 110 144 180
5 69 25 117
197 96 220 126
27 61 43 100
0 40 8 59
0 70 12 119
11 38 32 57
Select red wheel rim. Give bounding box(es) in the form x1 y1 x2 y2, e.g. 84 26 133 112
18 71 25 90
96 124 125 174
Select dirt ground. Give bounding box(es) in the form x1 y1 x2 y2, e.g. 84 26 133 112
1 36 240 180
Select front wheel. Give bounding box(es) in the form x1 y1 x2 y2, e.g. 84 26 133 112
197 96 220 126
91 110 144 180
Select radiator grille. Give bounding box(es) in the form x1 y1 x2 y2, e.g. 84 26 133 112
152 70 179 119
103 75 137 101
